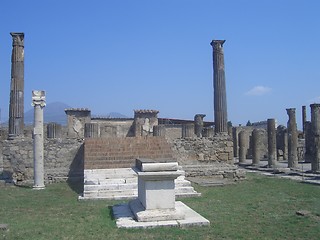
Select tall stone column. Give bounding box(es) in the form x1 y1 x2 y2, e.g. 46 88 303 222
238 131 247 164
310 104 320 172
302 106 307 136
211 40 228 134
194 114 206 137
47 123 62 139
32 90 46 189
8 32 25 139
286 108 298 169
267 118 277 167
252 129 263 166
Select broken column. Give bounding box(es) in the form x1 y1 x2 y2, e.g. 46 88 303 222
286 108 298 169
194 114 206 137
267 118 277 167
8 32 25 139
153 125 166 137
211 40 228 134
47 123 62 139
252 129 263 166
182 124 194 138
302 105 307 137
84 123 100 138
304 121 313 163
238 130 247 164
32 90 46 189
310 104 320 172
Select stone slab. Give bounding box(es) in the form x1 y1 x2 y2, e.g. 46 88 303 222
113 201 210 228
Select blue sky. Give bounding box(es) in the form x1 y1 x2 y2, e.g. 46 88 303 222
1 0 320 129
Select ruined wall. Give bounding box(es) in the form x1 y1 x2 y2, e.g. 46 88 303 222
91 119 134 138
1 138 83 184
169 134 234 165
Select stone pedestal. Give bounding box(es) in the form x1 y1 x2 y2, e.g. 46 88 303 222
310 104 320 172
194 114 206 137
130 159 184 222
32 91 46 189
211 40 228 134
8 32 25 138
267 118 277 167
286 108 298 169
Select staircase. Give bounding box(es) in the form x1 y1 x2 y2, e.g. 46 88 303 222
80 136 200 200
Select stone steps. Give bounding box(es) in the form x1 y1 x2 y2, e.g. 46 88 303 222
80 168 201 200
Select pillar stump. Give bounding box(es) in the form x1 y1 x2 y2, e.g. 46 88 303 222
267 118 277 168
238 131 247 164
286 108 298 169
194 114 206 137
310 104 320 172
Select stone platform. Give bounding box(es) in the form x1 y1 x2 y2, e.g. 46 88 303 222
79 168 201 200
113 201 210 228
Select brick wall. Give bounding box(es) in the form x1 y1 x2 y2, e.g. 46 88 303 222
84 136 175 169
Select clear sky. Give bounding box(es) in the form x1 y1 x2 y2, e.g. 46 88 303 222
1 0 320 129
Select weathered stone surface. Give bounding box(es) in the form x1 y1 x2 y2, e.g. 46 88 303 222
267 118 277 168
211 40 228 133
169 135 233 164
286 108 298 169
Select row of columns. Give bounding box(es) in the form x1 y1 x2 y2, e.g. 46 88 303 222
238 105 320 173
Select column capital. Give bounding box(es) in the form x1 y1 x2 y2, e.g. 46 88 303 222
32 90 46 107
210 40 226 49
310 103 320 109
10 32 24 47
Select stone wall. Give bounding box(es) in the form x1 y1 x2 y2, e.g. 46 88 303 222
0 138 83 184
169 134 234 165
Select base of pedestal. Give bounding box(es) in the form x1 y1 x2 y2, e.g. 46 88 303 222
129 199 185 222
33 185 45 190
113 201 210 228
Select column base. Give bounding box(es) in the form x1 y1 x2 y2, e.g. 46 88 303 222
33 185 45 190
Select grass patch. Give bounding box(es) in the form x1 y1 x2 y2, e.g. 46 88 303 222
0 173 319 239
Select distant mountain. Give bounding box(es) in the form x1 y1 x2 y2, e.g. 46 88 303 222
25 102 71 125
24 102 129 126
92 112 129 118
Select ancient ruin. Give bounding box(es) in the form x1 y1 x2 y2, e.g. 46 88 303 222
211 40 228 134
32 90 46 189
8 32 25 139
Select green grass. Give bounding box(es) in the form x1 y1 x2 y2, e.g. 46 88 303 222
0 174 319 240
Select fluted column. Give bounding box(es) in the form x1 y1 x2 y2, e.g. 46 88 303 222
182 124 194 138
8 32 25 138
310 104 320 172
302 106 307 136
286 108 298 169
32 90 46 190
47 123 62 139
267 119 277 167
211 40 228 134
153 125 166 137
238 131 247 164
84 123 100 138
252 129 263 166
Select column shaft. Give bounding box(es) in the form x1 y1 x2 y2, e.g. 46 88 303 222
9 32 25 138
286 108 298 169
211 40 228 134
